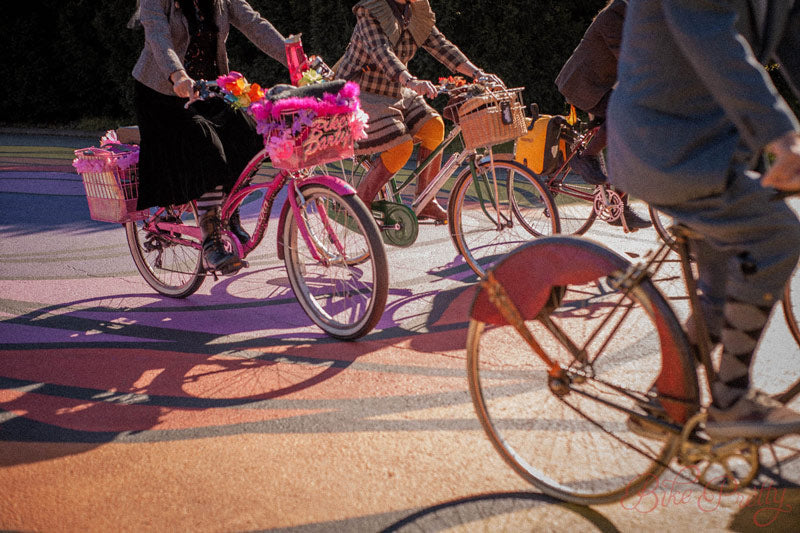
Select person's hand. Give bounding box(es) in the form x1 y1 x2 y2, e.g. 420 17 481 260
405 77 438 99
762 131 800 192
171 70 195 99
473 70 504 88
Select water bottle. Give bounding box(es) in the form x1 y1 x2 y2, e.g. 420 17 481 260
285 34 310 86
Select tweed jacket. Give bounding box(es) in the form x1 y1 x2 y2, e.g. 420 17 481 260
336 0 470 99
607 0 800 206
132 0 287 96
555 0 626 112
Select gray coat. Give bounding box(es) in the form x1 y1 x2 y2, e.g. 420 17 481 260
132 0 288 96
555 0 626 113
607 0 800 206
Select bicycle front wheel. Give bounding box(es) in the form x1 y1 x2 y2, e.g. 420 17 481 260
467 238 697 505
649 205 677 249
448 159 559 277
125 204 205 298
283 184 388 340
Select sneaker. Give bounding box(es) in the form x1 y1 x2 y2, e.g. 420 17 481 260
608 205 652 230
706 389 800 440
570 152 607 185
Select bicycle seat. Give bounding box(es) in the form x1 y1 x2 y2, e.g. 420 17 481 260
266 80 347 102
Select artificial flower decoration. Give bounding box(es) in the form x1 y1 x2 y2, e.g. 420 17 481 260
439 75 467 88
213 71 369 166
216 71 262 109
298 68 323 87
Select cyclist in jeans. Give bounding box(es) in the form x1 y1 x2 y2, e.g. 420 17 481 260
334 0 500 223
130 0 288 274
555 0 651 230
608 0 800 437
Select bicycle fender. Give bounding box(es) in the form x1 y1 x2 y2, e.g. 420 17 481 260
470 236 699 423
470 237 623 325
276 199 291 261
300 174 357 196
275 177 357 260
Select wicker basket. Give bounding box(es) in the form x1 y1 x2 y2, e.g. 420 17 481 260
456 87 527 150
73 144 146 223
265 110 356 171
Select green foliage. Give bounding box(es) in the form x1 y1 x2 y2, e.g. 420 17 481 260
3 0 606 129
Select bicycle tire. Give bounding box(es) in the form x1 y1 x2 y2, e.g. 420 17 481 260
283 184 388 340
125 204 205 298
467 237 698 505
649 205 677 249
448 159 559 278
545 170 597 235
783 270 800 349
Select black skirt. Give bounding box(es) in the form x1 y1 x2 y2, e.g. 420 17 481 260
134 80 263 210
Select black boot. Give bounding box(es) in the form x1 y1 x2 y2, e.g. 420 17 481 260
228 207 251 245
200 208 242 274
608 194 652 230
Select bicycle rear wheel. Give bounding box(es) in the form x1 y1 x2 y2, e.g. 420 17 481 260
283 184 388 340
546 170 597 235
448 159 559 277
125 204 205 298
467 237 698 505
783 268 800 349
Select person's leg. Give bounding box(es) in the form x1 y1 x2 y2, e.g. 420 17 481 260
197 185 242 273
413 116 446 222
663 172 800 436
356 140 413 205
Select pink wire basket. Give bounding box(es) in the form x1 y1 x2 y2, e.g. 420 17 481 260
72 144 147 223
263 109 357 171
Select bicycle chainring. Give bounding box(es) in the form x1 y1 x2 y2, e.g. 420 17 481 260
593 189 624 222
676 412 761 492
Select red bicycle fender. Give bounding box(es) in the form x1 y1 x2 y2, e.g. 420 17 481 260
470 237 624 324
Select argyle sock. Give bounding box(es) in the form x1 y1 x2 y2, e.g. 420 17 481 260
711 298 773 409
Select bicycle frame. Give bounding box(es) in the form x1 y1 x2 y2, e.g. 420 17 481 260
141 149 357 265
378 122 512 229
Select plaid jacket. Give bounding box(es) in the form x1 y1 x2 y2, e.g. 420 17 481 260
336 3 469 99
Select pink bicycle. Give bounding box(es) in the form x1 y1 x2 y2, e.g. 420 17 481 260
78 80 388 340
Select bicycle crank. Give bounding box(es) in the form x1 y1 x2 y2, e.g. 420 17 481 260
371 200 419 247
677 412 761 492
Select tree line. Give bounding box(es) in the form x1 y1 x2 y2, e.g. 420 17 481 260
2 0 607 129
3 1 795 131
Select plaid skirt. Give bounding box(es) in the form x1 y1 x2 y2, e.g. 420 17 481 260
354 88 441 155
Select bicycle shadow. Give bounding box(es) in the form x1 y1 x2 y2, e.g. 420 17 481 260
380 491 621 532
0 261 482 467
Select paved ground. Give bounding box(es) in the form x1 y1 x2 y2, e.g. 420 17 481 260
1 132 799 532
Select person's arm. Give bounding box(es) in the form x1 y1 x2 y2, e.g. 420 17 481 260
228 0 288 67
357 10 437 98
661 0 799 153
139 0 187 87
